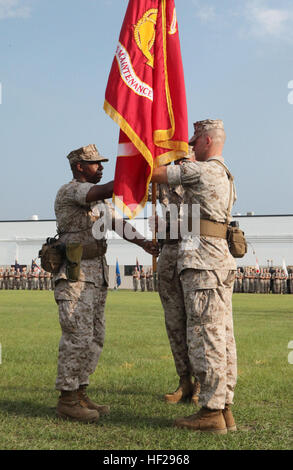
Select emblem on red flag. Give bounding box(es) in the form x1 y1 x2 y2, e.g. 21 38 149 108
134 9 158 68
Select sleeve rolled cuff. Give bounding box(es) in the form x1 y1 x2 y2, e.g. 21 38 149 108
167 166 181 186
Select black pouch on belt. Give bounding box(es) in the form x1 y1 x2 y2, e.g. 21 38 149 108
66 243 83 282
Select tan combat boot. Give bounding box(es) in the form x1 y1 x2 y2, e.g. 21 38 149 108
78 385 110 416
222 404 237 432
174 407 227 434
165 376 194 404
56 390 99 423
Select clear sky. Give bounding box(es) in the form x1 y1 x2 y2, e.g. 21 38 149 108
0 0 292 220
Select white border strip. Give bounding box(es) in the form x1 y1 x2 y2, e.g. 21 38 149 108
118 142 140 157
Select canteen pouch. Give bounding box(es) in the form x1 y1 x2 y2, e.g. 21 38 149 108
227 225 247 258
39 238 65 274
65 243 83 282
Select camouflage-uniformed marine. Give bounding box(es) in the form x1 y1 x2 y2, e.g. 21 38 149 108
27 269 33 290
265 269 271 294
244 269 249 293
6 269 11 289
14 268 21 290
39 269 45 290
152 120 238 433
254 269 259 294
21 268 27 290
233 269 239 293
140 268 146 292
259 269 265 294
146 269 150 291
32 268 39 290
273 269 281 294
249 269 255 293
53 144 157 423
289 272 293 294
53 145 112 424
277 269 283 294
4 269 9 289
0 268 4 290
262 268 266 294
156 180 199 404
278 269 282 293
132 268 139 291
243 269 249 293
281 269 287 294
148 269 154 292
262 269 267 293
238 269 243 293
8 268 15 290
246 269 251 293
264 268 272 294
271 270 276 293
44 271 51 290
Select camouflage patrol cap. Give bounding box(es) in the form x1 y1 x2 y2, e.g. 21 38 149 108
67 144 109 165
189 119 225 145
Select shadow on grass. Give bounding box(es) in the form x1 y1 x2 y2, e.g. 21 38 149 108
96 388 166 403
100 412 172 429
0 398 172 429
0 399 56 419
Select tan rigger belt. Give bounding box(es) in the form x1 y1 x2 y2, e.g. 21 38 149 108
163 219 228 244
200 219 227 239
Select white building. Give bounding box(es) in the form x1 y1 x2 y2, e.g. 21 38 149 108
0 214 292 288
232 215 293 269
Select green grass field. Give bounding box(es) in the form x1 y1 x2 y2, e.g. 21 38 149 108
0 290 292 450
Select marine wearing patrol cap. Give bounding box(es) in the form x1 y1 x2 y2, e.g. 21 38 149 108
67 144 109 166
189 119 225 146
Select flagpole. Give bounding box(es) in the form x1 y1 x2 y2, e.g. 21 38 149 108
152 183 157 290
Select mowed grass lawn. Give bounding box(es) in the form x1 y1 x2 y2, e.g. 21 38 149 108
0 290 292 450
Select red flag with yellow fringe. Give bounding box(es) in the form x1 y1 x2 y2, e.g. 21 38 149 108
104 0 188 218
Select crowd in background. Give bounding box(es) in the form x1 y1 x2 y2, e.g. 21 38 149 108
0 266 54 290
132 267 156 292
234 267 293 294
1 264 293 294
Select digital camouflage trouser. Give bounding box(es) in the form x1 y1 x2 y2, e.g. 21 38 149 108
158 244 237 410
158 244 192 379
180 269 237 410
54 277 107 391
